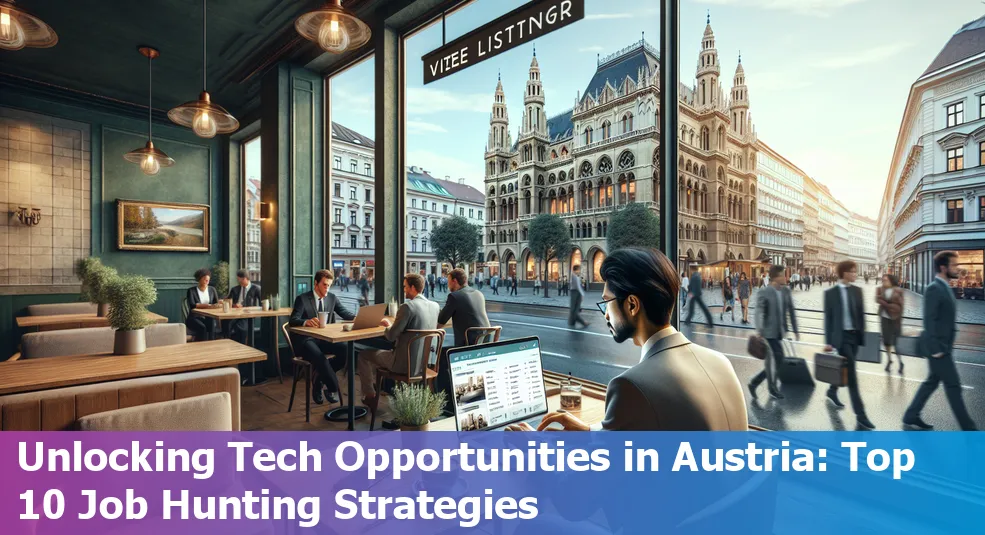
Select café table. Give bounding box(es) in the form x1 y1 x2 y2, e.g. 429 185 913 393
191 306 293 384
290 322 388 430
16 311 167 332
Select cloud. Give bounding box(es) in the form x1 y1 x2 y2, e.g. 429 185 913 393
748 70 813 93
407 120 448 134
406 87 491 115
816 43 911 69
406 149 485 190
331 86 372 112
579 45 605 53
585 13 634 20
693 0 868 17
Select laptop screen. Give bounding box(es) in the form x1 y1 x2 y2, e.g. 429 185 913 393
448 337 548 431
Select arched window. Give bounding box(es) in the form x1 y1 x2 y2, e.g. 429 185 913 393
621 113 634 133
583 127 593 145
602 221 607 237
580 161 593 177
598 156 613 174
618 151 635 170
601 120 611 140
597 222 603 237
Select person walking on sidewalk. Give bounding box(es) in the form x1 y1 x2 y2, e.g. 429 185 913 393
568 265 589 328
876 273 904 374
720 276 736 322
738 272 751 324
903 251 978 431
749 264 799 400
823 260 875 430
533 276 541 295
685 265 714 328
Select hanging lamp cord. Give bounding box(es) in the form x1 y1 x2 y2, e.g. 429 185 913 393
203 0 207 91
148 53 153 141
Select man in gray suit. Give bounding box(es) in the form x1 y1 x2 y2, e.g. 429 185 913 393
684 265 714 328
438 268 490 347
749 264 799 400
510 248 747 431
357 273 439 407
904 251 977 431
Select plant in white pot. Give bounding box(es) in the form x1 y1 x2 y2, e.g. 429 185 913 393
388 383 447 431
105 274 158 355
75 257 118 317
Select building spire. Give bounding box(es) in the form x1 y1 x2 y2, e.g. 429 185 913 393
498 68 500 81
707 9 710 24
738 50 742 64
533 42 536 57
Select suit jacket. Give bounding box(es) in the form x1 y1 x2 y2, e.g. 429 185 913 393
921 278 956 357
875 286 904 323
437 286 489 346
823 284 865 349
385 294 440 375
288 291 355 341
599 331 748 431
754 285 798 339
688 272 703 297
185 286 219 326
228 284 262 307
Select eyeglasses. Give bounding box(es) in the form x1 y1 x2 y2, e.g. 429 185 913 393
596 298 617 315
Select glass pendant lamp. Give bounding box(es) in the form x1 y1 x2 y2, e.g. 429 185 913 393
168 0 238 138
124 47 174 176
0 0 57 50
295 0 371 54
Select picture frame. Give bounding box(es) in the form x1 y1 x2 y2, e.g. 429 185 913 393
116 199 210 252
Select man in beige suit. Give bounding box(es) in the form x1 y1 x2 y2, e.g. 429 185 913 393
510 247 747 431
358 273 439 408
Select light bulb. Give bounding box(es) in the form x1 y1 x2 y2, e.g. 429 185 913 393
140 154 161 176
0 9 26 50
317 17 349 53
192 109 217 138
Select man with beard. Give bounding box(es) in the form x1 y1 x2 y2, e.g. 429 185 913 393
509 247 747 431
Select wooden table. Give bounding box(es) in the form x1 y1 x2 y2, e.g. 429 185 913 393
16 311 168 331
290 323 388 430
0 339 265 396
192 307 293 384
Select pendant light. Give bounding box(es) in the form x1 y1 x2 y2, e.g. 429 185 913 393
168 0 238 138
125 47 174 176
295 0 371 54
0 0 58 50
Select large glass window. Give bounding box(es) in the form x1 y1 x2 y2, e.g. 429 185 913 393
243 136 262 282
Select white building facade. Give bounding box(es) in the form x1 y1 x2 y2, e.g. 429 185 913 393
405 166 486 276
848 215 878 275
330 123 377 280
756 141 805 274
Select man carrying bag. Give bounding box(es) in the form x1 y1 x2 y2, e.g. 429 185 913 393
748 265 799 400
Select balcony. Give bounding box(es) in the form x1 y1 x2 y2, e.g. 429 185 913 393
572 126 658 155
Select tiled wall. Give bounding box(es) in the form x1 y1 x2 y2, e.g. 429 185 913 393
0 107 91 287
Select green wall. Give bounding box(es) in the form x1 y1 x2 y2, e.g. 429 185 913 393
0 84 226 360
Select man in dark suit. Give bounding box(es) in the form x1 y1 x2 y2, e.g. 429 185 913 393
823 260 875 430
225 269 262 344
289 269 355 405
435 268 490 410
684 265 714 328
904 251 977 431
509 248 747 431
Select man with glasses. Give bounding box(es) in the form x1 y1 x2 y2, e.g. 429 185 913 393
508 247 747 431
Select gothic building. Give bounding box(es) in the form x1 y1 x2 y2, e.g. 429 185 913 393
482 18 760 286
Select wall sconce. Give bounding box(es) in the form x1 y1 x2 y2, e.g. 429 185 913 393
259 202 271 220
11 206 41 226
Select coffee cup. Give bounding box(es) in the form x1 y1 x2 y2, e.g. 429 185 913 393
261 299 270 311
222 300 231 313
317 311 330 327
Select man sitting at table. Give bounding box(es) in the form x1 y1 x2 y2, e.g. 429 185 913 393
508 247 748 431
357 273 439 409
289 269 354 405
224 269 262 344
435 268 490 409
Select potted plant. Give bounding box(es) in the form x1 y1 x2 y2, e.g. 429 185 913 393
212 261 230 298
105 274 158 355
75 257 118 317
388 383 447 431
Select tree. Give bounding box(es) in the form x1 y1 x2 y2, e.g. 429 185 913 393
430 215 482 271
528 214 572 298
607 202 660 251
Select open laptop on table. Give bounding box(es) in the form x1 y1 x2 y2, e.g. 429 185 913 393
342 303 387 331
448 336 549 431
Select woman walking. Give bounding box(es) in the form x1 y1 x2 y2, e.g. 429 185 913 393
720 276 736 322
737 272 752 324
876 274 904 373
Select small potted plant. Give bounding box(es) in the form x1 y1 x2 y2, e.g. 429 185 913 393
212 261 230 299
388 383 447 431
76 257 118 317
105 274 158 355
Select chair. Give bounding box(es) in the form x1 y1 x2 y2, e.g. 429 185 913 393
11 323 187 361
282 322 341 423
466 326 502 346
369 328 445 431
181 298 195 342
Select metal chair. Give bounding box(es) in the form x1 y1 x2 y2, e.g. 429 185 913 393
282 322 340 423
369 328 445 431
466 326 502 346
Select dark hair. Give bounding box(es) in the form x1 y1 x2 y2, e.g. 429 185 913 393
836 260 857 278
572 264 581 273
768 265 785 279
934 251 958 274
739 272 747 280
404 273 425 293
236 269 249 279
449 268 467 286
315 269 333 283
600 247 679 325
194 268 211 282
884 273 899 287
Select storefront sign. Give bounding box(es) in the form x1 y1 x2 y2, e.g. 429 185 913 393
332 260 345 269
422 0 584 85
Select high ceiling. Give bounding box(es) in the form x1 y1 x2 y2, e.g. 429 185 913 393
0 0 332 117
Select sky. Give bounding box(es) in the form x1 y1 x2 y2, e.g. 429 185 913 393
325 0 981 218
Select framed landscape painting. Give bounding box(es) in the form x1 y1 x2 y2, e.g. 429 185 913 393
117 199 210 252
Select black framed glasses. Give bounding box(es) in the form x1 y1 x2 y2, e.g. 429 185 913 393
597 298 617 316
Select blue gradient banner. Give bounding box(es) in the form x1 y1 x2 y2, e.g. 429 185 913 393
1 432 983 534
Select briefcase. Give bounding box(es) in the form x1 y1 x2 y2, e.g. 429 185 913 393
814 352 847 387
778 357 815 386
747 334 768 360
857 331 882 364
896 335 922 357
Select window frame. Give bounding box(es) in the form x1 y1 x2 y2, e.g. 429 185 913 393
947 147 964 172
946 198 965 224
946 101 965 128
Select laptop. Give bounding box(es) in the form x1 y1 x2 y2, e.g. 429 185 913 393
448 336 549 431
350 303 388 330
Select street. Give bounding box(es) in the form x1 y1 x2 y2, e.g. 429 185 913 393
332 280 985 431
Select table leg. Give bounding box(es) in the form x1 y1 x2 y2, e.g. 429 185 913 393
324 340 367 429
271 317 283 383
248 318 256 385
